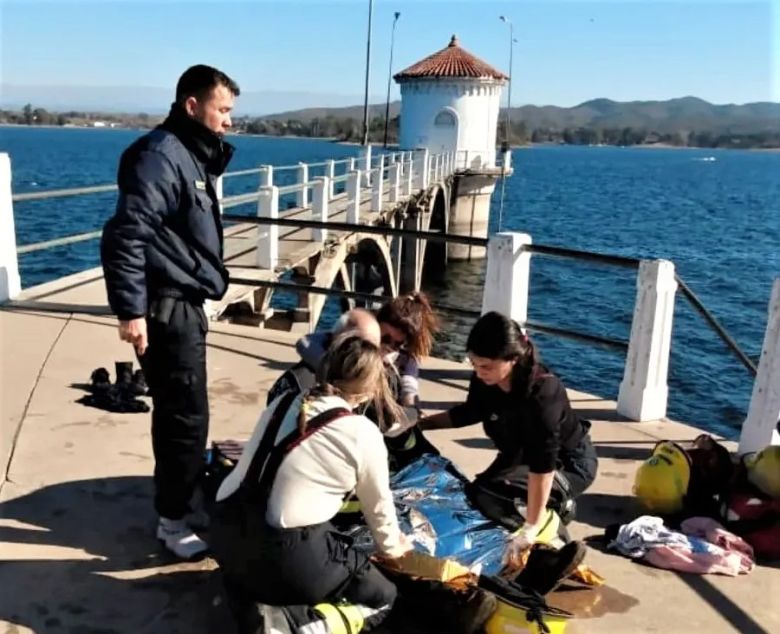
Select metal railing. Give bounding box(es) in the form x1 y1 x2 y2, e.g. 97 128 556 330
5 147 760 382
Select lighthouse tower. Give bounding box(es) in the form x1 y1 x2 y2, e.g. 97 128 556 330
394 36 509 258
395 35 507 167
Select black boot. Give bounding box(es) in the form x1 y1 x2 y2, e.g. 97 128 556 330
131 369 148 396
115 361 134 388
90 367 111 393
513 541 587 595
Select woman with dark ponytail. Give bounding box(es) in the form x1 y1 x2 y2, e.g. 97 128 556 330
419 312 597 548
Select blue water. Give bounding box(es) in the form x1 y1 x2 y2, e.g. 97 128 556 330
2 126 779 437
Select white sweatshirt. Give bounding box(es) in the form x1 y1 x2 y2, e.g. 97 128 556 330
216 393 408 557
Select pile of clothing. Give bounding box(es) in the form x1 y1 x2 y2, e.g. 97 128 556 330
631 435 780 563
606 515 754 576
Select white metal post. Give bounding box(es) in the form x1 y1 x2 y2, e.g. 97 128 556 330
371 155 385 213
349 157 357 172
362 145 373 187
259 165 273 188
215 175 224 214
312 177 329 243
325 159 335 200
617 260 678 421
296 162 309 208
739 278 780 453
257 185 279 270
406 156 414 195
420 149 430 190
0 153 21 303
389 162 401 203
503 149 512 172
481 232 532 325
347 170 361 225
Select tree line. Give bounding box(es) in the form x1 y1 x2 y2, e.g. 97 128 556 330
2 104 778 149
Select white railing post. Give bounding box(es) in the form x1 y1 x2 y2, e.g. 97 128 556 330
326 159 335 199
406 156 414 195
347 170 361 225
296 162 309 208
0 153 21 303
481 232 532 325
503 149 512 172
349 157 357 172
259 164 273 188
740 278 780 453
257 185 279 270
617 260 678 421
215 175 224 214
372 155 385 213
389 162 401 203
312 177 329 243
415 149 429 190
362 145 373 187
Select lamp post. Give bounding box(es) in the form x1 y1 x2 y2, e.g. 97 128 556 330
361 0 375 146
383 11 401 148
497 15 515 232
499 15 514 147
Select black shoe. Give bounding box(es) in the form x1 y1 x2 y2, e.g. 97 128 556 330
513 541 587 596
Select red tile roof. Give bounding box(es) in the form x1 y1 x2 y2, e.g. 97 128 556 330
394 35 508 81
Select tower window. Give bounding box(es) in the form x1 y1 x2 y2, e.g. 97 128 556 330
434 110 456 127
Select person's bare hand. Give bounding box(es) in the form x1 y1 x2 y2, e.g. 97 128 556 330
118 318 148 355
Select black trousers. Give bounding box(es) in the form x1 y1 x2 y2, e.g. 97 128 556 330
212 505 397 633
139 297 209 520
467 437 598 530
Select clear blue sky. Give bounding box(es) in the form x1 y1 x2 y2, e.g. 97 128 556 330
1 0 778 110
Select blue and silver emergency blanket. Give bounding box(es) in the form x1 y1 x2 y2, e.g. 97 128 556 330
389 455 511 576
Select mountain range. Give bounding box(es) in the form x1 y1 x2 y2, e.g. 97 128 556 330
261 96 780 134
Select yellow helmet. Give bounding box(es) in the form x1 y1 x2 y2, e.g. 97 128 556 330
633 441 692 514
745 445 780 499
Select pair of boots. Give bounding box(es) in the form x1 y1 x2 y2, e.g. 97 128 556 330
91 362 148 396
77 363 150 413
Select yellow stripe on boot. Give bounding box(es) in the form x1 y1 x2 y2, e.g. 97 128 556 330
313 602 365 634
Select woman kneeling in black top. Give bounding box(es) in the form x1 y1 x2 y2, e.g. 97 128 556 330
419 312 598 545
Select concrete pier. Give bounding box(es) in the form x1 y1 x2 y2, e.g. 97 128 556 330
1 273 778 634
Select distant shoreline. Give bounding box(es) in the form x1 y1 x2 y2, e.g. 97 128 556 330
3 124 778 151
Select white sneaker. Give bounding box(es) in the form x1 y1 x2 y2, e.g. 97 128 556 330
156 517 208 560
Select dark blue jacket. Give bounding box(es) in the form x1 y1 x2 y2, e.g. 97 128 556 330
101 106 235 319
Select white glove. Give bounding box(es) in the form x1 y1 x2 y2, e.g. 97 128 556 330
503 523 540 568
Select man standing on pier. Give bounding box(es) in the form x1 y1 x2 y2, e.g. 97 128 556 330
101 65 239 559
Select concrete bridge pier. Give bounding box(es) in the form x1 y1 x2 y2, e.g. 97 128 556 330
447 173 497 261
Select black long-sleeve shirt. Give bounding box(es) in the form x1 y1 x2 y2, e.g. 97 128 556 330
449 372 589 474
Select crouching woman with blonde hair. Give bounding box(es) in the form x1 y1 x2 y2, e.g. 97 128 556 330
212 334 412 634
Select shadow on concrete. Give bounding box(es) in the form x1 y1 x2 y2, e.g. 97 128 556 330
207 342 292 372
678 572 771 634
593 443 654 461
576 492 640 530
452 437 495 450
574 408 633 423
0 476 232 633
417 400 463 413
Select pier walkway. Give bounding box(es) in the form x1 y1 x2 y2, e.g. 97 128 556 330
1 274 778 634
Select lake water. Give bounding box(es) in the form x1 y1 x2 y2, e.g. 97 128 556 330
2 126 779 438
